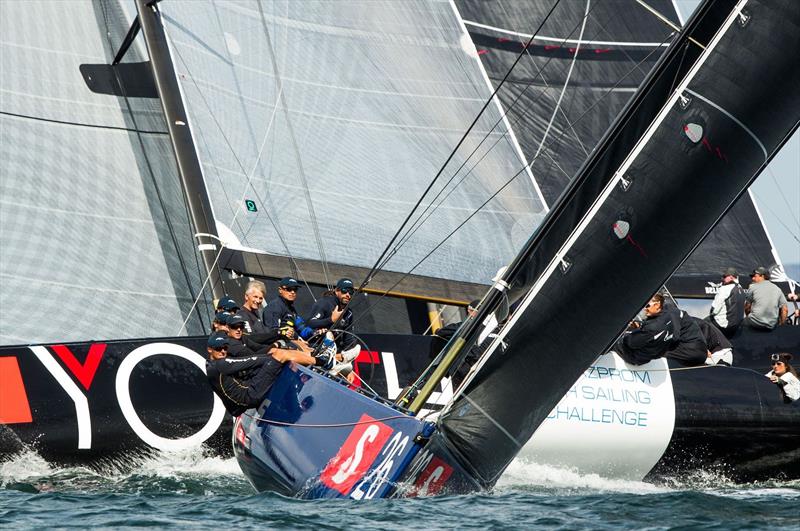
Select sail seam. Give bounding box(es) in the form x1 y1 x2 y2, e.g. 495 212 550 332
461 395 522 449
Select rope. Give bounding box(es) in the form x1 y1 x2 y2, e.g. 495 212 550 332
242 411 414 428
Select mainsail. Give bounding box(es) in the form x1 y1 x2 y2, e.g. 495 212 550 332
0 0 209 345
438 0 800 485
157 0 547 301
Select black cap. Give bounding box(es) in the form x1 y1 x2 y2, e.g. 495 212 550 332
336 278 354 290
722 267 738 277
213 312 230 324
751 266 769 278
207 332 230 349
279 277 301 288
217 296 239 311
227 314 246 328
467 299 481 311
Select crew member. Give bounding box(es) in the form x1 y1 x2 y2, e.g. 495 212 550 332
205 332 326 416
744 266 788 330
262 277 315 340
694 316 734 366
765 353 800 402
236 280 279 344
613 294 679 365
708 267 745 336
225 314 274 357
307 278 360 377
663 309 708 366
216 296 239 314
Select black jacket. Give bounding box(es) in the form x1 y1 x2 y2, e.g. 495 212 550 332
616 310 680 365
664 310 708 366
306 295 355 349
206 355 282 415
262 296 314 339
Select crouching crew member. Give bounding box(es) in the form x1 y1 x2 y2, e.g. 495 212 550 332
224 314 277 357
262 277 315 340
307 278 360 378
206 332 333 416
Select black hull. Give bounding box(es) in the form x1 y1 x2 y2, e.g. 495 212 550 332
1 328 797 482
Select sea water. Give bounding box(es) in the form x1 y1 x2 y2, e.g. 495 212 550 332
1 449 798 529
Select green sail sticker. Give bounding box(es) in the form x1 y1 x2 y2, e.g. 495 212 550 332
245 199 257 212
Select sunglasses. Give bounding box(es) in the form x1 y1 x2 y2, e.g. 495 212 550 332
281 286 299 292
645 302 659 308
772 361 785 367
212 346 228 352
229 325 245 331
339 288 354 295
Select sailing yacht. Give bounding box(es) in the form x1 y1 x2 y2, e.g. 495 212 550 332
1 0 797 487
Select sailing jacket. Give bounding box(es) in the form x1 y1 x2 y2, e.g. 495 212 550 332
236 307 281 346
709 282 745 330
206 354 283 415
261 296 314 340
615 310 680 365
663 310 708 366
306 295 355 349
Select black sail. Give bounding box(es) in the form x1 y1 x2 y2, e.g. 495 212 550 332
456 0 783 299
438 0 800 485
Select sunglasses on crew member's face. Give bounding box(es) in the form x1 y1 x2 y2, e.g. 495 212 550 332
645 301 659 308
212 346 228 352
280 286 299 293
339 288 354 295
772 361 785 367
229 325 245 331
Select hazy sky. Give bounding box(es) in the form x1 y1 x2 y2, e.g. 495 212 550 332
675 1 800 270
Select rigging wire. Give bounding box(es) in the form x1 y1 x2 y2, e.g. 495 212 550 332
256 1 333 290
356 0 565 293
167 41 319 301
372 0 606 276
349 32 673 328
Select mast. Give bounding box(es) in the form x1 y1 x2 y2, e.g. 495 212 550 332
135 0 224 300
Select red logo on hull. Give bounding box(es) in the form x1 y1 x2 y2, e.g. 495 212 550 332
52 343 106 390
320 414 393 495
409 456 454 497
0 357 33 424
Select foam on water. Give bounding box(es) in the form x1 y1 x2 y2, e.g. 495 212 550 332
497 457 670 494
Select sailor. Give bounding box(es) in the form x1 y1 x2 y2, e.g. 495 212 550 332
216 296 240 315
225 314 275 357
663 309 708 366
694 317 734 366
261 277 315 341
707 267 746 336
744 266 789 330
306 278 360 378
205 332 329 416
236 280 280 345
613 294 679 365
211 311 229 333
765 353 800 402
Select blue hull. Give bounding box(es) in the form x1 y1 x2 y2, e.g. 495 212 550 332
234 364 478 498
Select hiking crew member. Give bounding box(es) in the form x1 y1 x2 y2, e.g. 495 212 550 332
744 266 789 330
225 314 275 357
614 294 680 365
663 309 708 366
306 278 360 380
765 353 800 402
205 332 326 416
708 267 745 336
262 277 315 340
